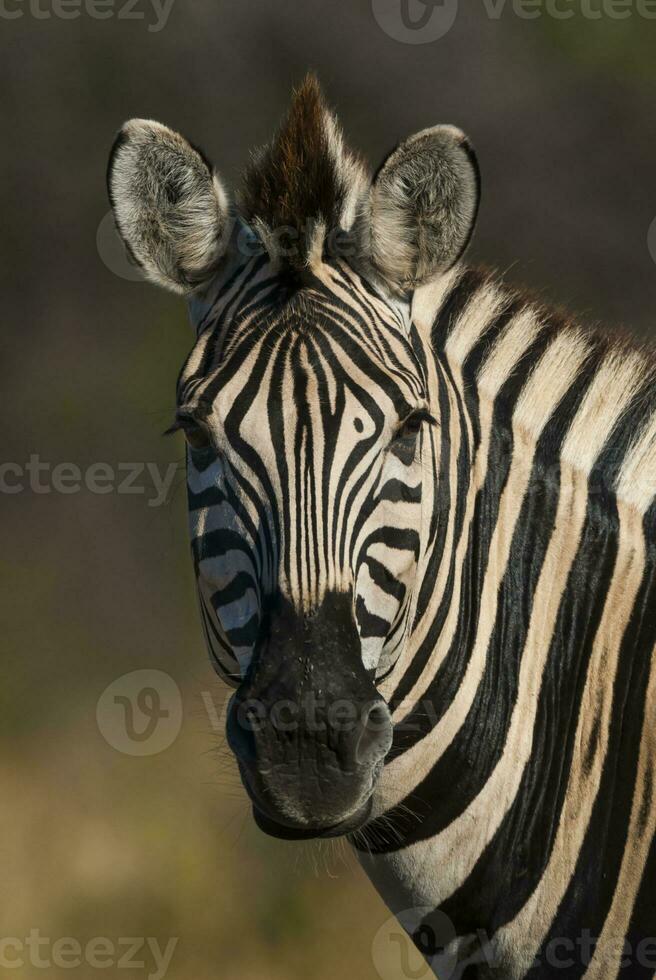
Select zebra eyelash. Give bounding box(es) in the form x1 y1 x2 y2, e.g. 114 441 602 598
162 410 207 437
163 412 216 456
395 407 439 436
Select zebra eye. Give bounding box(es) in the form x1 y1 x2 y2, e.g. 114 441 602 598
398 408 436 437
182 420 212 451
389 408 435 463
164 412 216 457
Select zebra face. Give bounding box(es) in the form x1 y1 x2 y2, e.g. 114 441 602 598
179 261 434 836
106 75 479 837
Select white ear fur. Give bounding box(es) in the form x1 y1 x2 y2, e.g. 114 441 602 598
360 125 480 293
107 119 230 294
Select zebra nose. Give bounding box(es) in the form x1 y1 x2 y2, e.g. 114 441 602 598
353 701 393 768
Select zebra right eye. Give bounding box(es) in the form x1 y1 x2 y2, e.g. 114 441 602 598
183 422 212 451
165 411 214 451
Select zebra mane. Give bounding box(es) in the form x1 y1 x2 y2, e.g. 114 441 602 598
238 74 369 271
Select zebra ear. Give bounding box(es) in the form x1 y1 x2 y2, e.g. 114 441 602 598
107 119 231 295
360 126 480 293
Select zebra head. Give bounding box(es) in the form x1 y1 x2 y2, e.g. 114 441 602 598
107 76 479 839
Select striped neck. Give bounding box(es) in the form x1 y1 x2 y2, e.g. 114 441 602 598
369 263 656 822
353 270 656 979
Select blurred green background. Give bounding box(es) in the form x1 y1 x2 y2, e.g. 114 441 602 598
1 2 655 977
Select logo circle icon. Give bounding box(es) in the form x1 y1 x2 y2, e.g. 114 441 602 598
97 669 183 756
648 217 656 267
96 210 146 282
372 906 457 980
371 0 459 44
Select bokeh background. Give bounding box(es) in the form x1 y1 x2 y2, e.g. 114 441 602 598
2 2 656 977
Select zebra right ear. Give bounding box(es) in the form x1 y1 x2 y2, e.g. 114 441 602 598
107 119 231 295
359 126 480 293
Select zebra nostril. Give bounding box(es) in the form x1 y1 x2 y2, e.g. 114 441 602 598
355 701 393 768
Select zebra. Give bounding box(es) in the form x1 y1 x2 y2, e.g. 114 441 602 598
107 75 656 978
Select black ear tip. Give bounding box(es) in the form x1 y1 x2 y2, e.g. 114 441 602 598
435 126 479 180
440 130 481 272
457 135 482 245
455 131 474 153
423 125 481 226
456 133 481 194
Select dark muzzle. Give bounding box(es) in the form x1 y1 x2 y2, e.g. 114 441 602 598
225 592 393 838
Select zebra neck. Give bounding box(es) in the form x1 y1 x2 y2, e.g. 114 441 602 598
365 262 655 825
353 267 656 980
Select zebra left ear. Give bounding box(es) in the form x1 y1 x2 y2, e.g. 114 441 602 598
359 126 480 293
